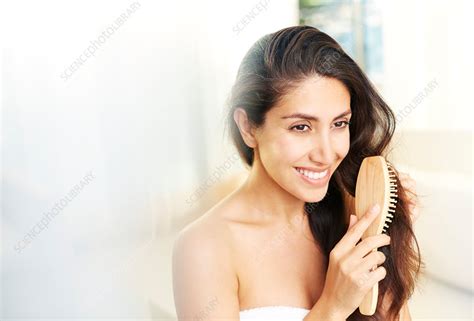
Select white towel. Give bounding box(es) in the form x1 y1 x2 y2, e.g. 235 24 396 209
239 305 310 321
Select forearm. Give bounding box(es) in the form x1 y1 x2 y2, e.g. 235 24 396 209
303 297 346 321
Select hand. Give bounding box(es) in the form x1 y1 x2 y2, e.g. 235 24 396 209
317 204 391 319
398 172 420 223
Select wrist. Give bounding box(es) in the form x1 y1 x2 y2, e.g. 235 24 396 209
304 295 347 321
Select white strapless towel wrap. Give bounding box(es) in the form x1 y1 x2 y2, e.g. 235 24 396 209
239 306 311 321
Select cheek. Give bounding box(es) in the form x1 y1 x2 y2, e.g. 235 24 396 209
269 133 305 163
260 130 350 167
258 131 301 170
333 131 350 160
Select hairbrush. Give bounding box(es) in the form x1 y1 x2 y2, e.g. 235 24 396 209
354 156 398 315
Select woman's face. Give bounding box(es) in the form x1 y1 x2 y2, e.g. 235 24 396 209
254 76 351 203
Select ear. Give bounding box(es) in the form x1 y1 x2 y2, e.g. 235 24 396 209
233 108 258 148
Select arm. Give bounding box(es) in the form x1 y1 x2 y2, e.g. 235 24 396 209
172 225 240 321
303 296 347 321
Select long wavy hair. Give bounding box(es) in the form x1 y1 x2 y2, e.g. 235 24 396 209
224 26 424 320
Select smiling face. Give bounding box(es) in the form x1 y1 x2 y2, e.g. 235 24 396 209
254 76 351 203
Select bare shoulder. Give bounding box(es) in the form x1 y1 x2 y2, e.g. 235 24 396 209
172 199 241 321
173 200 238 264
173 187 248 258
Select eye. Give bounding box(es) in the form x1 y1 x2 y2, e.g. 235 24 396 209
290 124 311 132
334 120 351 129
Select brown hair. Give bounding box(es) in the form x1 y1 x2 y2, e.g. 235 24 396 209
224 26 424 320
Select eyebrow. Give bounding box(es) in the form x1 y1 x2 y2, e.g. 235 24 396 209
281 109 352 122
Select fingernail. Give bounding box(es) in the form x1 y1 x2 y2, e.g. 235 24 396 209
370 204 380 215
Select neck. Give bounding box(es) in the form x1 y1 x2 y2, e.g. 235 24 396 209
236 152 306 226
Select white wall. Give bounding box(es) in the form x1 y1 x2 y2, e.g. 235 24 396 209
1 0 299 317
381 0 473 131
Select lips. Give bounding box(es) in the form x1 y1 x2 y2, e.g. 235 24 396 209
293 166 331 187
294 167 329 180
295 166 330 172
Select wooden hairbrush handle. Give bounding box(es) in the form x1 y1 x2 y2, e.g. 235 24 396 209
354 156 397 315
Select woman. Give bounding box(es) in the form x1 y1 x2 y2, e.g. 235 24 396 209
172 26 423 321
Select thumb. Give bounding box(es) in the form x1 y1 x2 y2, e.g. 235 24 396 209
348 214 358 229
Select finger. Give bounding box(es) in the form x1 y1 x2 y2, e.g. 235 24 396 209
368 266 388 285
345 248 386 277
358 250 386 273
348 214 358 229
352 234 391 259
343 203 380 247
357 265 387 290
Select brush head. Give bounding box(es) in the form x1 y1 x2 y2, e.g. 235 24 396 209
354 156 398 316
355 156 398 239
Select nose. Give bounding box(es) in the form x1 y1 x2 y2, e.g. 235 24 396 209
308 130 333 165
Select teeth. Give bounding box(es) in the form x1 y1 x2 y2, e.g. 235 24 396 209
296 168 328 180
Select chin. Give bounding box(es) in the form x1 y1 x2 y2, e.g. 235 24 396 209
289 183 328 203
302 190 328 203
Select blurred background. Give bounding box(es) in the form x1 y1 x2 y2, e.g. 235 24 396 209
1 0 472 320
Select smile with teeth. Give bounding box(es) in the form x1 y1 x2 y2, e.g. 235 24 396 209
295 167 328 180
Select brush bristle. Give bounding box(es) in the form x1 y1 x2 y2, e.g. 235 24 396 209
383 161 398 234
